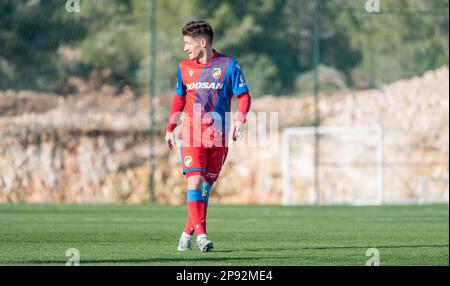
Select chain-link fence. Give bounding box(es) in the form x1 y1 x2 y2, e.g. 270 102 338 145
0 0 448 204
1 1 448 95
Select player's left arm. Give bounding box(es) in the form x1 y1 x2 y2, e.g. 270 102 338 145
230 61 252 141
232 92 251 141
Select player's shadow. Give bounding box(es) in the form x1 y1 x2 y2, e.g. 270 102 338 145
8 244 447 265
12 256 293 265
222 243 449 253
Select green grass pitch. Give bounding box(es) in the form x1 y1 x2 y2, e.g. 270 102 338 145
0 204 448 266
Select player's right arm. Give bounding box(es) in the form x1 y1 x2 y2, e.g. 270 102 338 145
165 65 187 149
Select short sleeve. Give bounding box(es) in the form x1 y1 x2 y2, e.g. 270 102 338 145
175 65 186 96
230 61 249 96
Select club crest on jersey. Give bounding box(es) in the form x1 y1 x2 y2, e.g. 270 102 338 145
184 156 193 167
189 70 194 77
212 68 222 80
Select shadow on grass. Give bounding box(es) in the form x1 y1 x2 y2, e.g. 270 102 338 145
218 243 449 253
4 244 447 265
6 255 294 265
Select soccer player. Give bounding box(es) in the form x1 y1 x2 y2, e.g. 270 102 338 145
165 20 251 252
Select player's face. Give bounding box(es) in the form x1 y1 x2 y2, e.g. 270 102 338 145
183 35 203 60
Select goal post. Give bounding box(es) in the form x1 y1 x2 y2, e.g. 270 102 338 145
417 176 449 205
282 124 385 206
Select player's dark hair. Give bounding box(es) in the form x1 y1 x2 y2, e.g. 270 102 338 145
182 20 213 45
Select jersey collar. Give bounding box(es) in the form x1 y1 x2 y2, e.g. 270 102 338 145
195 49 219 66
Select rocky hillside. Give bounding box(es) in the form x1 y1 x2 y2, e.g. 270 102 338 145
243 66 449 204
0 66 448 204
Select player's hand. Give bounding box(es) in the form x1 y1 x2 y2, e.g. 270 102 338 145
165 131 176 149
231 121 244 141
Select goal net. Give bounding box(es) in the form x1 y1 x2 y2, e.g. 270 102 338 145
282 125 384 205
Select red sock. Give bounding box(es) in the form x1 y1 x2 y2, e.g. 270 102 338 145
186 190 207 235
203 182 213 219
184 182 213 235
183 215 195 235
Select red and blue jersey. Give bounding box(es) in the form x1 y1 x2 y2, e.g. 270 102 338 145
175 50 249 146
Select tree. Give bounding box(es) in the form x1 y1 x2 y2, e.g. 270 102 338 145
0 0 87 91
192 0 362 95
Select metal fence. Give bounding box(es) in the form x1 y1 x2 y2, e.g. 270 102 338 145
0 0 448 203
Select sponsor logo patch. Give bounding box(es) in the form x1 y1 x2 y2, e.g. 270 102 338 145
186 82 224 90
239 74 247 88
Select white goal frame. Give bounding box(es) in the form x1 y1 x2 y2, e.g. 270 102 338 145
282 124 385 206
417 176 449 205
